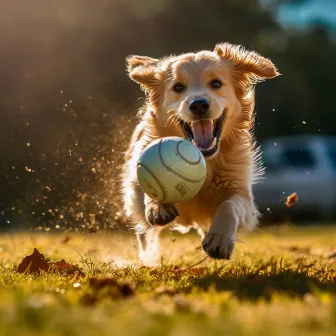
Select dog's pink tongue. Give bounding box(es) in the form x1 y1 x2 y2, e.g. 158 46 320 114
191 120 214 149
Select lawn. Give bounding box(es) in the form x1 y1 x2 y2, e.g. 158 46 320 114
0 225 335 336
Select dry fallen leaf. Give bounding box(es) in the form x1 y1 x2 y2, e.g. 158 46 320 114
52 260 85 277
90 276 135 297
17 248 50 274
17 248 84 277
286 192 298 207
81 276 135 305
166 266 207 276
80 294 98 306
89 277 119 290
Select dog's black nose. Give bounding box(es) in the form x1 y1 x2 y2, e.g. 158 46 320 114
189 98 210 116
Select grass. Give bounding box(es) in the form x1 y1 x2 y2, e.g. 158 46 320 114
0 225 335 336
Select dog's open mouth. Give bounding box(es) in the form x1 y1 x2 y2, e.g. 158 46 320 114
179 112 225 157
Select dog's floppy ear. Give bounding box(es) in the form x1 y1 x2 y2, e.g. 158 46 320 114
214 43 279 83
126 55 160 88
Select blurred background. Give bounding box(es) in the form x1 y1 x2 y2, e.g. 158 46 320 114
0 0 335 231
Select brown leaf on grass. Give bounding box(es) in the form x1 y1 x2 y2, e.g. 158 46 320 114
80 294 98 306
17 248 50 274
188 266 207 276
80 276 134 306
89 277 119 290
166 266 207 276
89 277 135 297
17 248 84 277
119 283 135 297
286 192 298 207
52 260 85 277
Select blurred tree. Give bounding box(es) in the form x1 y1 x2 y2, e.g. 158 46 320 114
0 0 335 229
256 23 336 138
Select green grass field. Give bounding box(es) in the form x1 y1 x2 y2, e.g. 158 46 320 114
0 225 335 336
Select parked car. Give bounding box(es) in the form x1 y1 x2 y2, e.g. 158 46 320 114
254 135 336 222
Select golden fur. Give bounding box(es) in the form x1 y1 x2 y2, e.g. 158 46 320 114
121 43 279 265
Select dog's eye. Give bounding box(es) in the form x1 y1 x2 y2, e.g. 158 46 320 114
210 79 222 89
173 83 185 93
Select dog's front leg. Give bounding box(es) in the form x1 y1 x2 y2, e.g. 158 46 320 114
202 195 255 259
145 194 179 225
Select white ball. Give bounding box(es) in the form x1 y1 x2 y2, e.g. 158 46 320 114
137 137 207 204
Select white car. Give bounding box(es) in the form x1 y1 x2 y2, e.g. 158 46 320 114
254 135 336 221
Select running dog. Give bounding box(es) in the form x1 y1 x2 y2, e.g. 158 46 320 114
121 43 279 265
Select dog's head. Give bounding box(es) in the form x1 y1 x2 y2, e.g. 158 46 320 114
126 43 279 157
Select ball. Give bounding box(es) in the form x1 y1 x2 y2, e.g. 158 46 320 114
137 137 207 204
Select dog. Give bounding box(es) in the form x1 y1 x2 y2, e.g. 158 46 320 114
121 43 279 266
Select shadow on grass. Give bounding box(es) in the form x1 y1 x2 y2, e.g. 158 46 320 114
187 260 336 300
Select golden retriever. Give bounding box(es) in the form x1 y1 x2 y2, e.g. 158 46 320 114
121 43 279 266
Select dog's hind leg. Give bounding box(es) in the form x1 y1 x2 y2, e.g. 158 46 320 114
136 226 164 266
123 175 175 266
136 233 148 265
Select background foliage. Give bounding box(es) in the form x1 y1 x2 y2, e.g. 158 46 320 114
0 0 335 230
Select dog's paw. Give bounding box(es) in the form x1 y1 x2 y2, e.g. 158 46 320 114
202 233 235 259
145 202 179 225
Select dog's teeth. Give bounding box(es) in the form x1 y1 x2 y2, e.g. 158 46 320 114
210 137 216 149
192 140 197 146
